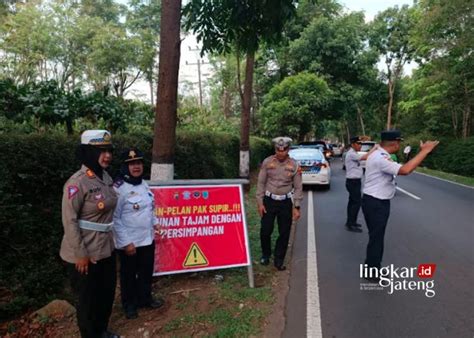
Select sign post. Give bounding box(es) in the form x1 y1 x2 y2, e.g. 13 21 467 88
149 179 254 288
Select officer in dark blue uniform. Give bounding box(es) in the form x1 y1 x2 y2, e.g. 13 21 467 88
361 130 439 282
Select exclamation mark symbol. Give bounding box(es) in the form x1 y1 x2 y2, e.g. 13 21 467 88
193 248 197 263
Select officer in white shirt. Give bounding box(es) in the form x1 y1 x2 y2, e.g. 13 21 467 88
362 131 439 282
113 148 163 319
344 136 377 233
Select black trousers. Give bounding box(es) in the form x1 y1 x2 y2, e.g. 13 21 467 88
345 178 362 226
260 196 293 267
118 242 155 309
361 194 391 269
67 253 116 338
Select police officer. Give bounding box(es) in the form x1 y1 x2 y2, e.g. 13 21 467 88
362 130 439 282
113 148 164 320
60 130 119 338
344 136 378 233
256 137 303 271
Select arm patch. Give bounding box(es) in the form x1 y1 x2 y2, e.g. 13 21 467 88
114 179 124 188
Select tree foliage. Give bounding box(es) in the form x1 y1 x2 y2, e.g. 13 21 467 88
259 72 330 141
0 0 159 98
369 5 417 129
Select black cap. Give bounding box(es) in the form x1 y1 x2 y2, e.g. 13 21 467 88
381 130 403 141
350 136 361 144
121 148 144 163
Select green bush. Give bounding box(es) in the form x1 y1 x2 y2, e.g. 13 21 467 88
0 131 271 320
0 79 155 135
402 136 474 177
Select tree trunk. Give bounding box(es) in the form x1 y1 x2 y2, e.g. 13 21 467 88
239 51 254 179
451 109 458 137
149 75 154 106
223 87 231 118
462 80 471 139
386 79 394 130
151 0 181 181
65 119 73 135
345 119 350 145
357 105 365 136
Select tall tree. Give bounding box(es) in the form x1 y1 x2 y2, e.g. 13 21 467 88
0 2 56 83
288 12 380 134
126 0 161 105
151 0 181 181
259 72 330 141
369 5 416 129
184 0 297 179
412 0 473 138
86 23 143 97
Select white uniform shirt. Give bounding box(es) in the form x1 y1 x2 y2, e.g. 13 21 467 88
113 180 158 249
363 148 402 200
345 148 363 179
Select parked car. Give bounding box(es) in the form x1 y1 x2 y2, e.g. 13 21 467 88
298 141 333 160
357 141 376 168
289 148 331 188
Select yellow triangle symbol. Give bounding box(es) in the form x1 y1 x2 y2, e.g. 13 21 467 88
183 242 209 268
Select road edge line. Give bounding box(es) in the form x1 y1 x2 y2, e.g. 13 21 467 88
307 191 323 337
396 186 422 200
414 171 474 189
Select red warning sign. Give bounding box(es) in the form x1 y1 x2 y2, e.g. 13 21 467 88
151 184 250 276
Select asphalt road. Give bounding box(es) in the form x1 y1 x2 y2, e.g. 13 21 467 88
283 160 474 338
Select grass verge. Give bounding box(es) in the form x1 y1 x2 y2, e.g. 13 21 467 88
416 167 474 187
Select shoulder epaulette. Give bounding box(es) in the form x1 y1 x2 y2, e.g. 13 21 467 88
86 169 95 178
114 179 124 188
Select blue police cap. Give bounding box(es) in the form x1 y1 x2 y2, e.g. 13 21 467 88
381 130 403 141
121 147 144 163
350 136 361 144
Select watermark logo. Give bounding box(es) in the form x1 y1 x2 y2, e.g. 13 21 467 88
360 264 436 298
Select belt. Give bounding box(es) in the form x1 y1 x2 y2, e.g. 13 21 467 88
78 220 113 232
265 191 293 201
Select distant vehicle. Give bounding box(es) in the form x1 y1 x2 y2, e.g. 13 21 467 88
331 143 343 156
357 141 376 168
298 141 333 160
289 148 331 188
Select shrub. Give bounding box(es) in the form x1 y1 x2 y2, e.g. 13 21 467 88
402 136 474 177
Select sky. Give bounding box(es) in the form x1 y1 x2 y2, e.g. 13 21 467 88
127 0 415 102
339 0 414 21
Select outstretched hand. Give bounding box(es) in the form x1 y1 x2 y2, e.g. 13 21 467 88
419 140 439 153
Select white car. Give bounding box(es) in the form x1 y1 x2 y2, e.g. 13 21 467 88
357 141 376 168
289 148 331 188
331 143 343 156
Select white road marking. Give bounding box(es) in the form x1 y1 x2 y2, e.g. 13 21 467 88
307 191 323 337
414 171 474 189
396 186 421 200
